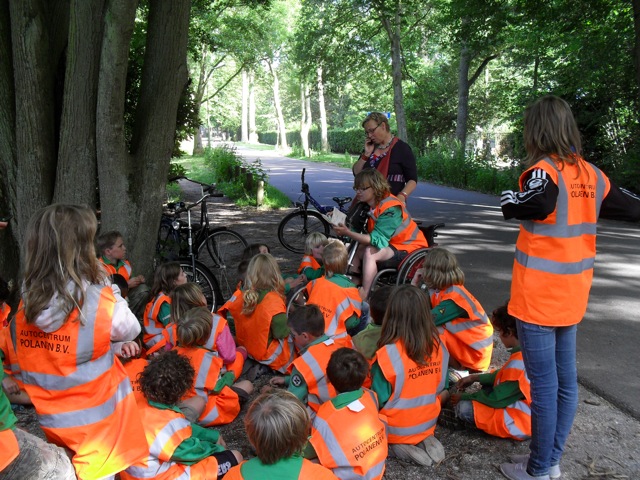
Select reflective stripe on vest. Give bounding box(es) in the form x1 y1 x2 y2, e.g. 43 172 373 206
367 196 426 251
144 294 171 346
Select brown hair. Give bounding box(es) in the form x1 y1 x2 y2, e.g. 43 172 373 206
362 112 391 133
354 169 390 203
140 350 194 405
177 306 213 347
23 204 105 323
244 390 310 465
304 233 328 256
243 254 285 315
523 95 582 168
170 283 206 324
288 304 325 338
491 301 518 338
322 240 348 276
420 247 464 290
327 348 369 393
150 261 182 297
96 230 123 254
377 285 439 364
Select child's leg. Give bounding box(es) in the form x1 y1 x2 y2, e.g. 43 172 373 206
177 395 206 423
454 400 476 425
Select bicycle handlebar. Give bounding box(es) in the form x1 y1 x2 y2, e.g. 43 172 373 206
167 175 217 193
165 193 211 215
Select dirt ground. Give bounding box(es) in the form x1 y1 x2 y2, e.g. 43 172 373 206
13 188 640 479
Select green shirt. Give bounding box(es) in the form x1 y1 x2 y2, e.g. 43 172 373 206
240 454 308 479
255 289 289 340
147 400 223 464
302 265 325 281
431 299 468 326
0 351 17 432
159 300 172 327
352 324 382 360
459 347 526 409
369 205 402 249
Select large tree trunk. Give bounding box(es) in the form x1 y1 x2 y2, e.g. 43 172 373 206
299 82 312 157
268 60 287 150
378 3 407 142
317 66 329 152
248 69 258 143
192 48 208 156
241 68 249 142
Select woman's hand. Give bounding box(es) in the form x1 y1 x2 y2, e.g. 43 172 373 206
332 223 351 238
2 376 20 395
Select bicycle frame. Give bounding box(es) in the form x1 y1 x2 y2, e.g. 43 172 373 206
295 168 351 215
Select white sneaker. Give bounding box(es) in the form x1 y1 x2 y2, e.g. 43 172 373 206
500 462 550 480
509 454 561 479
420 436 445 464
389 443 433 466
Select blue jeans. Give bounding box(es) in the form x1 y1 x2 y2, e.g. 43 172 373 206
516 320 578 477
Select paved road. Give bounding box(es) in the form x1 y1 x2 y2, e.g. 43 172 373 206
233 144 640 419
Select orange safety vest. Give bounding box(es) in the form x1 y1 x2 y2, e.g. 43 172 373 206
11 285 147 479
509 156 610 326
310 389 387 480
306 277 361 347
224 457 339 480
366 195 428 253
217 288 243 320
430 285 493 372
473 349 531 440
298 255 321 274
174 345 240 427
120 401 218 480
123 357 148 405
1 325 22 389
0 303 11 328
288 337 340 413
0 429 19 471
226 290 295 373
100 258 133 282
143 293 171 347
375 339 448 444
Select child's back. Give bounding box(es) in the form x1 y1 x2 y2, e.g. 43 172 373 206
143 261 186 347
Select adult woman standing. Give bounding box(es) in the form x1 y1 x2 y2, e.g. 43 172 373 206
352 112 418 202
499 96 640 480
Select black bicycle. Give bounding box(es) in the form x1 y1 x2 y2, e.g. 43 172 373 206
156 178 248 306
278 168 367 254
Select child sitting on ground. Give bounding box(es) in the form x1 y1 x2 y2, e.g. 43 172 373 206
444 302 531 441
371 285 448 467
268 304 340 414
352 285 393 361
298 232 328 281
224 390 338 480
413 247 493 376
306 241 363 346
175 307 254 427
97 230 150 317
143 261 187 348
219 254 295 374
307 347 388 480
121 350 242 480
0 326 31 406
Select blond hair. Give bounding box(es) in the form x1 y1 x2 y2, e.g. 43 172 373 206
354 169 390 203
304 232 328 255
361 112 391 133
420 247 464 290
170 283 206 324
243 254 284 315
244 390 310 465
322 240 348 276
23 204 105 323
377 285 440 364
524 95 582 168
177 306 213 347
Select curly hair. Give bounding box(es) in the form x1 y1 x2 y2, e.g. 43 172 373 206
242 254 284 315
139 350 195 405
490 301 517 338
354 169 390 204
420 247 464 290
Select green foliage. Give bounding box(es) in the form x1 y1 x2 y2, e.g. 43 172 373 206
168 162 188 182
259 128 363 154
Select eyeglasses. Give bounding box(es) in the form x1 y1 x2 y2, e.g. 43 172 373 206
353 186 372 193
364 123 382 135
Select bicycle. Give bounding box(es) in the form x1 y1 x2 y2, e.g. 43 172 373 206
278 168 368 254
156 177 249 306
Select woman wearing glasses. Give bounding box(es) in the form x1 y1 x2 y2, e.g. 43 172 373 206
334 169 427 299
352 112 418 202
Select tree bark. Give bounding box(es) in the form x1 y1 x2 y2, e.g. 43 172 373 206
300 82 311 156
248 69 258 143
241 68 249 142
317 66 329 152
268 60 287 150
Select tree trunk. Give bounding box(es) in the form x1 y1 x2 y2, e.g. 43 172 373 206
248 69 258 143
455 43 471 149
300 82 311 156
378 4 407 142
317 66 329 152
304 83 312 156
192 49 208 156
241 68 249 142
268 60 287 150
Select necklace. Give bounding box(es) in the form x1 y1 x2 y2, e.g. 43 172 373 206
376 136 394 150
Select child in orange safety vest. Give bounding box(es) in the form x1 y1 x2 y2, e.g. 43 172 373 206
444 302 531 441
306 241 363 347
219 254 295 374
414 247 494 375
175 306 253 427
121 350 242 480
308 347 388 480
224 390 338 480
370 284 449 467
268 304 341 415
142 261 187 348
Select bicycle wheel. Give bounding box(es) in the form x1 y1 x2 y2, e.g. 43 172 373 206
180 259 223 312
198 229 248 302
286 283 308 316
278 210 330 254
396 248 430 285
156 218 182 263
